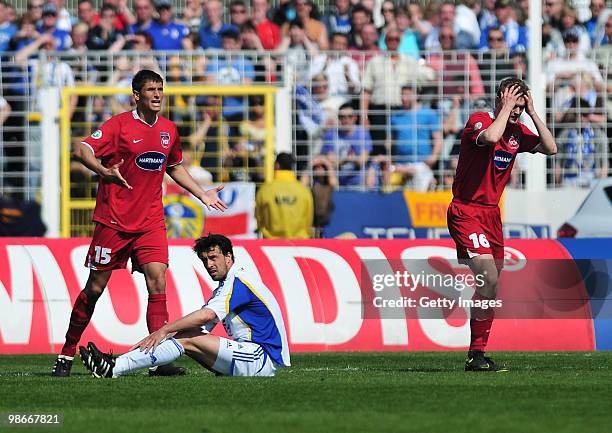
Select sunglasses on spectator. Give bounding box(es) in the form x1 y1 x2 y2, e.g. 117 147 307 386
231 8 246 14
338 112 355 118
440 34 455 39
382 8 395 13
386 37 400 42
489 37 504 42
29 3 43 8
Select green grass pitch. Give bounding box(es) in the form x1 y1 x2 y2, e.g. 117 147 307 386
1 352 611 433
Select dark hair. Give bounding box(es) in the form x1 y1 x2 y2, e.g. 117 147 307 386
351 4 373 19
338 101 354 111
276 152 295 170
132 69 163 92
100 3 117 15
193 234 235 260
230 0 246 8
496 77 529 98
289 18 304 29
331 32 349 41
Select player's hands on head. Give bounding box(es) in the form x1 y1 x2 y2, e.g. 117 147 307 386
102 159 133 190
200 184 229 212
524 90 535 116
499 85 523 112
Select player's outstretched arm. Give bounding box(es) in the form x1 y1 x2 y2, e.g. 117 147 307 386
131 308 217 353
73 142 133 189
166 164 228 211
524 91 557 155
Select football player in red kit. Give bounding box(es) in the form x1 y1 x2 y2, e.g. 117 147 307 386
52 70 228 376
447 77 557 371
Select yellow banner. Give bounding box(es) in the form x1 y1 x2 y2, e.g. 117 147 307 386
403 190 453 228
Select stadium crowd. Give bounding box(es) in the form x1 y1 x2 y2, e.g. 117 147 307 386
0 0 611 208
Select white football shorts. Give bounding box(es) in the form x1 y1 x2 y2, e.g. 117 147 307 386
212 337 278 377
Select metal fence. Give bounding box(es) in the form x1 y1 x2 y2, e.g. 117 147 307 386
0 47 611 203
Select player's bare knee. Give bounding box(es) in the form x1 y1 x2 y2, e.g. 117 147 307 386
146 274 166 294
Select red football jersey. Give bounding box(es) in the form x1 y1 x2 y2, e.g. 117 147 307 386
452 111 540 206
82 110 183 232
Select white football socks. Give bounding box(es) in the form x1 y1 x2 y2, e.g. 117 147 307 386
112 338 185 378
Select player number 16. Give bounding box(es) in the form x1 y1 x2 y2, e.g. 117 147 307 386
93 246 112 264
468 233 490 249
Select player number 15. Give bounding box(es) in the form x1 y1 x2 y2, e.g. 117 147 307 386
93 246 112 264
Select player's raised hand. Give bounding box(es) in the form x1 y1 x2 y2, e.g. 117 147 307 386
199 184 228 211
102 159 133 190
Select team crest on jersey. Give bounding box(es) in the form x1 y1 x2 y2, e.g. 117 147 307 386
160 132 170 149
508 134 519 150
493 149 513 170
91 129 102 139
135 151 166 171
474 122 483 130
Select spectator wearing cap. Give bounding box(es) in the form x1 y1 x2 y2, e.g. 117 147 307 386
199 0 235 49
37 3 72 51
546 30 605 92
323 0 352 36
205 27 255 140
255 153 313 239
86 4 124 50
128 0 154 34
363 28 435 155
147 0 191 50
424 1 476 50
281 0 328 50
585 0 612 47
251 0 281 49
479 0 527 53
0 1 17 52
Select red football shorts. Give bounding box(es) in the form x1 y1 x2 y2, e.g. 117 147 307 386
447 199 504 263
84 223 169 272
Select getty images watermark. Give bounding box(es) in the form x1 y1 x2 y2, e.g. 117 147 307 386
360 259 600 320
371 269 500 310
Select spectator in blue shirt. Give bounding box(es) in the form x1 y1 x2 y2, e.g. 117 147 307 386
323 0 352 36
129 0 155 34
0 1 17 52
148 0 192 50
479 0 527 53
321 102 372 186
37 3 72 51
389 85 442 191
199 0 235 49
